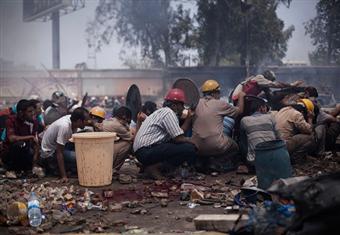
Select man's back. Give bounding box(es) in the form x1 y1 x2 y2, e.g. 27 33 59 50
240 113 278 162
275 106 312 141
193 97 238 139
133 107 183 152
41 115 72 155
102 117 131 141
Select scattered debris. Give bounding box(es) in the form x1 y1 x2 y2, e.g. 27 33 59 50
188 203 199 209
6 202 28 226
32 166 45 178
5 171 17 179
103 189 113 199
211 172 219 177
109 203 123 212
119 174 133 184
160 199 168 207
242 176 258 187
151 191 168 198
190 189 205 202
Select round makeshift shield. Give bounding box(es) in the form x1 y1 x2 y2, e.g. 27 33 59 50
172 78 200 109
126 84 142 123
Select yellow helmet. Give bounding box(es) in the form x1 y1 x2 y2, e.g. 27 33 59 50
299 99 314 112
201 80 220 93
90 106 106 119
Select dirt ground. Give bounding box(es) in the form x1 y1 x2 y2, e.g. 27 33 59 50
0 153 340 234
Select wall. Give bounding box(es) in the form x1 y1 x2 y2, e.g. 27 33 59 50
1 66 339 103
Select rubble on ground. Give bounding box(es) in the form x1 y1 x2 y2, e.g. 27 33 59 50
0 154 339 234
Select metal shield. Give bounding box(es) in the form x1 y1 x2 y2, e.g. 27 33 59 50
126 84 142 123
172 78 200 109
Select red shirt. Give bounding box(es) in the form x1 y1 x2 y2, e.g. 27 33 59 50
4 115 38 147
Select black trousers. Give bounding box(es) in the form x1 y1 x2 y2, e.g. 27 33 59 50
326 122 340 151
135 142 197 167
4 142 33 171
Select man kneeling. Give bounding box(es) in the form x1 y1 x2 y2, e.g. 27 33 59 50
133 89 197 179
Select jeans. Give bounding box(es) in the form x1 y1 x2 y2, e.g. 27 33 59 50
135 142 197 167
3 142 33 171
42 148 77 175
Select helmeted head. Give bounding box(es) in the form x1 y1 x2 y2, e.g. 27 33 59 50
52 91 67 107
201 80 220 93
164 88 186 103
201 80 221 99
298 98 314 113
262 70 276 81
89 106 106 123
163 88 186 118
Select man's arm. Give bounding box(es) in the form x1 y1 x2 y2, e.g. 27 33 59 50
32 133 40 167
239 120 248 157
295 112 313 134
56 143 67 180
135 112 147 135
236 91 246 115
180 110 194 133
5 118 35 143
8 134 35 143
265 80 304 89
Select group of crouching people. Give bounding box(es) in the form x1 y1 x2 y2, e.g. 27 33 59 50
1 71 340 180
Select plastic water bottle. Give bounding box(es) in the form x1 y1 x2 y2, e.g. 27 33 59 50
27 192 42 227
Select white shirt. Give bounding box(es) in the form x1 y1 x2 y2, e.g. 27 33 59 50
41 115 73 158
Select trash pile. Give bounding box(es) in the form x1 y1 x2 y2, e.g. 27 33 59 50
0 163 339 234
0 175 243 233
200 172 340 235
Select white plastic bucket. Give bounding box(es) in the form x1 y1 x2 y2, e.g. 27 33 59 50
72 132 116 187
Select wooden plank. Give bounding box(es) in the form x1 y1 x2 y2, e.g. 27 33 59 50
194 214 249 233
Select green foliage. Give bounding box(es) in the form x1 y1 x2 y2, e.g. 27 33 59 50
88 0 294 68
88 0 194 68
195 0 294 67
305 0 340 65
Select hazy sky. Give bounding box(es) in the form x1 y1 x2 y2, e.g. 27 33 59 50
0 0 318 69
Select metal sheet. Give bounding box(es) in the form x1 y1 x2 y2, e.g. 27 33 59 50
172 78 200 109
126 84 142 123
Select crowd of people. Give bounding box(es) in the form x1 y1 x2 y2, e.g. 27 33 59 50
1 70 340 181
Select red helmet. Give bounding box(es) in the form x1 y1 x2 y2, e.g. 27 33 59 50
164 88 186 103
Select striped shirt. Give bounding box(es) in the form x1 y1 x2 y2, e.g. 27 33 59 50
240 112 280 162
133 107 184 152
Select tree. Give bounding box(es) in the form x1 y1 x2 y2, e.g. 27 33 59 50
195 0 294 67
195 0 242 66
88 0 194 68
305 0 340 65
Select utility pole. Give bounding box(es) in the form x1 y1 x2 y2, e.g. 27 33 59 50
52 11 60 69
241 0 252 77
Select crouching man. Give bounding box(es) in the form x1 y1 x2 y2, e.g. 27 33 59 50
40 107 89 182
275 99 315 159
95 106 133 171
3 99 39 173
240 97 281 171
133 89 197 179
